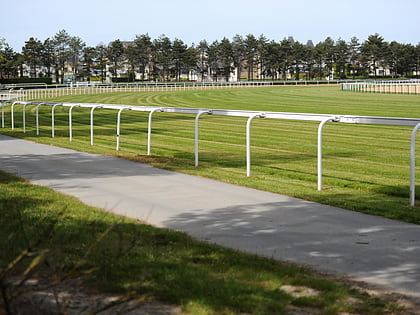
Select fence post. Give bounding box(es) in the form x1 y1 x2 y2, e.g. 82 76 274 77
11 101 18 130
51 104 60 138
195 110 212 167
116 107 132 151
318 117 336 191
147 108 164 155
1 101 4 128
246 113 265 177
23 102 29 133
410 123 420 206
68 104 80 141
35 103 43 135
90 105 103 145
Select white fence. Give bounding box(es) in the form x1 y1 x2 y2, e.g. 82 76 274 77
342 80 420 94
3 82 275 101
2 80 355 101
2 99 420 206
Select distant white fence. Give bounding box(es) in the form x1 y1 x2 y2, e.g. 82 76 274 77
3 81 276 101
2 99 420 206
342 80 420 94
3 80 354 101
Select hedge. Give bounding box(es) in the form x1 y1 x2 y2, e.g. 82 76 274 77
0 77 53 85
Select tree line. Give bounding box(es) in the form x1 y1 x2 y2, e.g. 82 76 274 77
0 29 419 83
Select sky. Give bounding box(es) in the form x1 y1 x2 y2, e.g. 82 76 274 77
1 0 419 52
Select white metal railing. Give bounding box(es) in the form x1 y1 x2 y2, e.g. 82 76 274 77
342 80 420 94
2 100 420 206
5 80 359 101
5 82 276 101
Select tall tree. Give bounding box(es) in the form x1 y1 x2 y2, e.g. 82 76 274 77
231 35 245 81
290 41 305 80
134 34 152 80
172 38 188 80
348 37 361 79
260 40 281 79
313 42 325 79
152 35 172 81
256 35 270 80
218 38 235 82
0 40 19 79
125 44 138 81
244 34 259 80
196 40 209 82
334 38 349 79
403 44 417 77
389 42 417 77
80 46 98 81
41 38 55 78
182 46 199 81
68 36 86 80
361 33 389 77
279 38 292 79
388 41 401 77
52 29 72 83
320 37 335 79
302 42 315 80
95 43 108 82
22 37 43 77
207 40 219 81
107 39 125 80
0 38 8 76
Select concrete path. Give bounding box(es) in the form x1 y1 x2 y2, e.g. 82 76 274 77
1 134 420 299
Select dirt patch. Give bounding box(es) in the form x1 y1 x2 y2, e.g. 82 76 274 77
280 285 320 298
365 84 420 94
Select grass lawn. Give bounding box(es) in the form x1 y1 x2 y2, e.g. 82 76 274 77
0 170 403 314
2 85 420 224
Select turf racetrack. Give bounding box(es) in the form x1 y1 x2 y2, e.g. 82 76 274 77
2 85 420 224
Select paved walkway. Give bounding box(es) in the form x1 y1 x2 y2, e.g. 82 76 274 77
1 134 420 299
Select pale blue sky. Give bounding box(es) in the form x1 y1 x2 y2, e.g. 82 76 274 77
2 0 419 51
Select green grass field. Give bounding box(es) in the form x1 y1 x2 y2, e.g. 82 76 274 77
2 85 420 224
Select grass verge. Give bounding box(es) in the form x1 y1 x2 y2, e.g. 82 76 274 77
0 170 405 314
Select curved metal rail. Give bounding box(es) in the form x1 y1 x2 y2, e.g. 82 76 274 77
2 100 420 206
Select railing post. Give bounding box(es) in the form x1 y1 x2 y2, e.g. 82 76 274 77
51 103 60 138
35 103 43 135
116 107 132 150
318 117 336 191
22 102 29 133
1 101 4 128
68 104 80 142
195 110 212 167
410 123 420 206
11 101 18 130
246 113 265 177
90 105 103 145
147 108 164 155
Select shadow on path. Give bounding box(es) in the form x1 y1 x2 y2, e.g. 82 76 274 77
164 200 420 298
